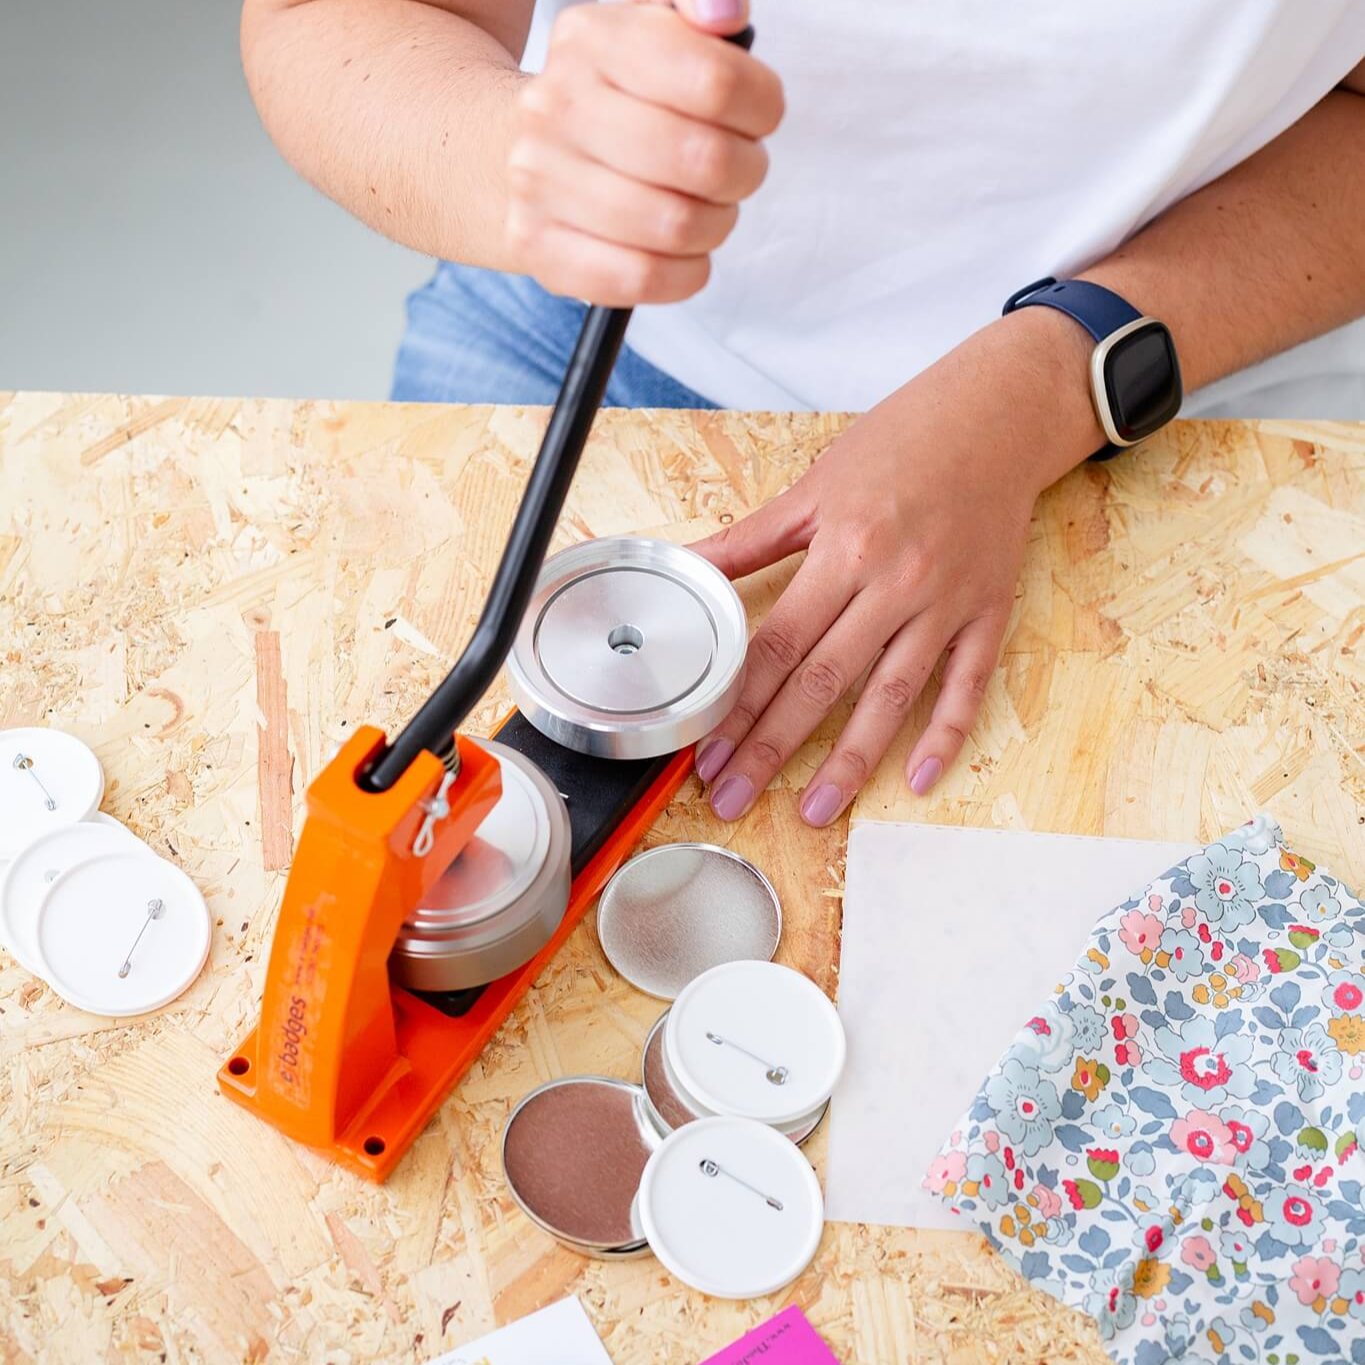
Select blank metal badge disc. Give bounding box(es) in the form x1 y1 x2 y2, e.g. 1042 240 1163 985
597 843 781 1000
507 537 746 759
390 741 570 992
641 1009 705 1137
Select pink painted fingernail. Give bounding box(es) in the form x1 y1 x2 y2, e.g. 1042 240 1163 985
910 756 943 796
695 738 733 784
693 0 746 22
800 782 843 827
711 774 754 822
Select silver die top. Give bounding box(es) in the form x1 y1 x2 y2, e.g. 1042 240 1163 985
508 537 746 759
391 742 571 989
407 745 552 936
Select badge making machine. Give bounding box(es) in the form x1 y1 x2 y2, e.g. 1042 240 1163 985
217 29 756 1180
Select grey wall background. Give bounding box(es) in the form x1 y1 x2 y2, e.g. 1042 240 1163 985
0 1 433 400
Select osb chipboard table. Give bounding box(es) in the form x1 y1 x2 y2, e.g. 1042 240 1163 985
1 392 1362 1365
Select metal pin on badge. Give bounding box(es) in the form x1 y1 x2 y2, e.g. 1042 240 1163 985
12 753 57 810
699 1157 783 1211
706 1031 788 1086
118 898 164 978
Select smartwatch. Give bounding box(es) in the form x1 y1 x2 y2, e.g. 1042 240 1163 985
1003 277 1182 460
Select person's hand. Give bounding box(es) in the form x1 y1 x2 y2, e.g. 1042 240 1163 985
506 1 782 306
688 309 1104 825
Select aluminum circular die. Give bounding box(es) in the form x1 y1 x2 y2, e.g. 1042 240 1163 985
641 1009 826 1146
507 537 747 759
596 842 781 1000
389 741 570 992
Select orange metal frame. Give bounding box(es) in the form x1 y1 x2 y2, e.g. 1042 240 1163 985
218 720 691 1181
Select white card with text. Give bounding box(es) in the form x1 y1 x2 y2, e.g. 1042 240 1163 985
429 1296 613 1365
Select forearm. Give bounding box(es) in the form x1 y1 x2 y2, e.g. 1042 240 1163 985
1083 86 1365 395
240 0 530 269
952 80 1365 496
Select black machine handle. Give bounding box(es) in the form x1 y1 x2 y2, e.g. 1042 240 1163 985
363 25 755 793
362 306 629 791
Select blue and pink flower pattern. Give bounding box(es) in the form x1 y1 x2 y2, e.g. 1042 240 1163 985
929 816 1365 1363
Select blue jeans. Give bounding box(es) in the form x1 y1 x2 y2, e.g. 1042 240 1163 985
391 261 717 408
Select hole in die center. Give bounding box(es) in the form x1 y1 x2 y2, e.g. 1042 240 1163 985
608 623 644 656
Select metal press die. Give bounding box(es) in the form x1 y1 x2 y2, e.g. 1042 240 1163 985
508 537 747 760
389 741 572 993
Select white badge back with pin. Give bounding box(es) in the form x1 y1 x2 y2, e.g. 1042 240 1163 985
0 727 105 859
1 724 211 1016
638 1115 824 1299
0 819 143 973
665 960 846 1130
37 850 211 1016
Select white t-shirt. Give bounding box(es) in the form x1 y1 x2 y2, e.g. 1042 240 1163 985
527 2 1365 417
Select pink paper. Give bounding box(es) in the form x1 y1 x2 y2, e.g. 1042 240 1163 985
699 1306 840 1365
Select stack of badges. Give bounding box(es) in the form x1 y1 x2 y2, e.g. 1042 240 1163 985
502 1076 825 1299
501 851 846 1298
0 726 211 1016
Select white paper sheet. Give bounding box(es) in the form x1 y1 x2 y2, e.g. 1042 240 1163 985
825 820 1197 1230
429 1296 613 1365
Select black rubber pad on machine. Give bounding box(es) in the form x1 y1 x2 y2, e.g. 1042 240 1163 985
410 711 675 1018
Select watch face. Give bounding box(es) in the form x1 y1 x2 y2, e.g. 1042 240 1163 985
1102 322 1182 443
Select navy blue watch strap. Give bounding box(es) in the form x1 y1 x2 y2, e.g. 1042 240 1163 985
1001 276 1145 462
1002 276 1141 340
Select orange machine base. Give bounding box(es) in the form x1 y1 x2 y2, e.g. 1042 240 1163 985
218 739 693 1182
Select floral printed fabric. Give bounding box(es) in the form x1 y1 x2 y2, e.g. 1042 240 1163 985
929 816 1365 1364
